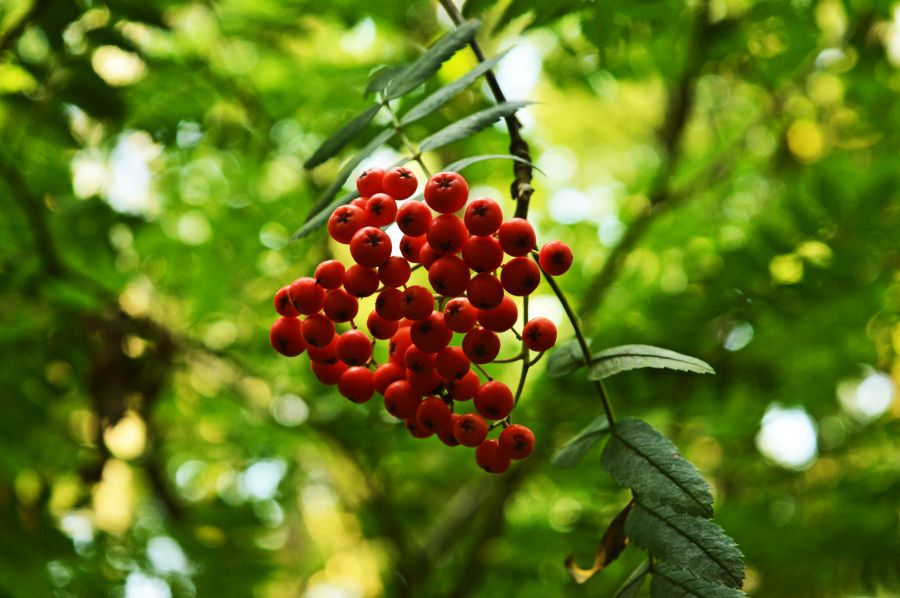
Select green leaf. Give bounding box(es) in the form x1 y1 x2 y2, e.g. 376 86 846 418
418 100 530 152
385 20 481 100
546 338 592 378
601 418 713 518
615 560 651 598
587 344 715 380
364 64 408 97
650 562 747 597
444 153 543 174
303 104 381 169
627 500 745 589
303 128 395 223
400 49 510 126
552 415 610 468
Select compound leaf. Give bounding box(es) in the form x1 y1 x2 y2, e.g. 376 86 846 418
304 104 381 169
552 415 610 468
418 100 530 152
650 561 747 597
587 344 715 381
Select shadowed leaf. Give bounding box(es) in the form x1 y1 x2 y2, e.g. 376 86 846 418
628 500 745 588
547 338 591 378
365 64 409 97
650 561 747 597
444 153 542 174
418 101 530 152
615 560 651 598
601 418 713 518
552 415 610 468
304 104 381 169
565 500 634 584
385 20 481 100
587 344 715 380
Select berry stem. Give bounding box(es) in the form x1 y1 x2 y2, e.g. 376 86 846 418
381 94 431 178
512 295 531 406
533 256 617 427
473 362 493 381
492 353 526 364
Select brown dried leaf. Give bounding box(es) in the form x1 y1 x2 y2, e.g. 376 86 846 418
565 499 634 584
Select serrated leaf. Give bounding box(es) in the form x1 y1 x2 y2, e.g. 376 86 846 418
444 153 543 174
601 418 713 518
385 20 481 100
303 128 395 222
627 500 745 588
615 560 651 598
304 104 381 169
565 500 633 584
400 49 510 126
547 338 592 378
552 415 610 468
418 100 530 152
365 64 408 97
587 344 715 380
651 561 747 598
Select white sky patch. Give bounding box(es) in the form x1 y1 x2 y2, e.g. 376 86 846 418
885 6 900 66
756 404 818 470
385 222 404 257
495 41 543 99
536 146 577 184
838 370 895 422
147 536 189 575
724 322 754 351
125 572 171 598
270 394 310 427
597 216 624 246
526 294 564 328
241 459 287 501
340 17 376 55
92 45 145 86
107 131 162 216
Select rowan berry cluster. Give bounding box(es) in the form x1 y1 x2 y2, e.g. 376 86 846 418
269 166 573 473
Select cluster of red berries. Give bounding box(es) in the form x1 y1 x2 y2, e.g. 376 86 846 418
269 166 573 473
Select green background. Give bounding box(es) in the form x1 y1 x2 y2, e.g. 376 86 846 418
1 0 898 596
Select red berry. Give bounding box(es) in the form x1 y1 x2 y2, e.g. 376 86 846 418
410 311 453 353
522 317 557 352
462 327 500 364
475 439 511 473
307 335 338 364
269 317 306 356
311 360 349 385
416 396 452 433
448 370 480 401
444 298 478 333
539 241 573 275
499 424 535 459
424 171 468 214
500 257 541 296
338 366 375 403
474 380 514 420
400 285 434 321
383 167 418 199
375 288 404 321
389 327 413 365
373 362 406 394
405 417 433 438
428 256 470 297
404 345 436 374
379 256 412 288
336 330 372 366
396 201 431 236
344 265 379 297
462 235 504 273
419 243 439 269
288 277 325 315
438 414 462 446
365 193 398 227
407 367 443 395
436 346 470 380
477 296 518 332
301 313 335 348
367 311 399 340
315 260 346 290
453 413 488 447
323 289 359 323
356 167 384 197
498 218 536 257
400 234 426 263
467 273 504 310
427 214 467 255
464 198 503 236
383 380 421 419
328 205 368 244
350 197 368 210
274 286 299 317
350 226 392 268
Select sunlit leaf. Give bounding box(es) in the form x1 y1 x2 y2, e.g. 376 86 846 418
400 49 510 126
419 101 530 152
444 153 543 174
601 418 713 518
365 64 409 97
587 344 715 380
565 500 633 584
615 560 651 598
552 415 610 468
304 104 381 169
385 20 481 100
650 561 747 598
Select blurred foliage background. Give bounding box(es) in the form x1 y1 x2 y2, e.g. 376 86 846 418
1 0 899 596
